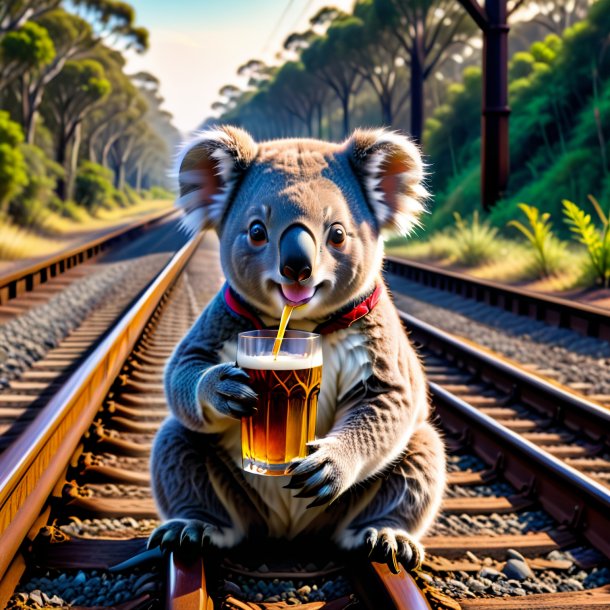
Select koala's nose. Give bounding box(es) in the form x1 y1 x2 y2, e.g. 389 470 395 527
279 224 316 283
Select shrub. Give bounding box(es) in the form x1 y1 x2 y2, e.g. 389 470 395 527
124 184 140 205
112 188 130 208
147 185 175 200
508 203 566 278
8 144 63 227
53 199 90 222
452 211 500 266
563 196 610 287
74 161 115 213
0 112 27 213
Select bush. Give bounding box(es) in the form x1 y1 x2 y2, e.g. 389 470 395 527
508 203 566 278
124 184 140 205
0 112 27 213
8 144 63 227
146 185 174 200
452 211 500 266
563 196 610 287
112 188 130 208
52 199 89 222
74 161 115 213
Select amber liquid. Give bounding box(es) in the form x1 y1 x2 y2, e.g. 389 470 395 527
241 364 322 475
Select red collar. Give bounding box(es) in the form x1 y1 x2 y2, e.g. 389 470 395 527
222 283 382 335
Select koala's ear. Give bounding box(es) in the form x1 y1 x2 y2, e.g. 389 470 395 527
345 129 428 236
175 126 258 234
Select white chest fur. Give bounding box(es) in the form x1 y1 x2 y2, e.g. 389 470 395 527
216 326 372 538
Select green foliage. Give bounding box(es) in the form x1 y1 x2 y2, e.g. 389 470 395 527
562 197 610 287
508 203 566 278
124 184 140 205
55 199 90 222
8 144 63 226
144 185 174 200
422 0 610 234
74 161 116 213
0 110 25 148
0 112 27 212
424 67 481 194
0 21 55 67
451 211 499 266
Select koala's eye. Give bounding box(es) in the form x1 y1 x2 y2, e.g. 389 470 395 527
328 224 346 248
249 222 268 245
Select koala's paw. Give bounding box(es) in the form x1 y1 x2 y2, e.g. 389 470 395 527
198 363 257 419
147 519 222 557
359 527 424 574
284 447 349 509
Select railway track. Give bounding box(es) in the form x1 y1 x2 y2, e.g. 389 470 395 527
0 210 188 455
0 238 609 609
384 256 610 341
0 208 175 315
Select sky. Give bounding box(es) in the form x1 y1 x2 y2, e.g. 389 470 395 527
125 0 355 136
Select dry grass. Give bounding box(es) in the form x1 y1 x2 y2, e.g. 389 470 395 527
0 199 172 264
387 236 589 291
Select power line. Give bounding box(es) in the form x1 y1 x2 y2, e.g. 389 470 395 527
287 0 315 34
261 0 295 55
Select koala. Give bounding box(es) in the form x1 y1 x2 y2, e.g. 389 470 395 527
148 126 446 573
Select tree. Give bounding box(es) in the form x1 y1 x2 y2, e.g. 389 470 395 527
70 0 148 52
44 58 110 199
348 0 410 125
269 61 328 137
518 0 595 35
0 21 55 92
18 9 95 143
374 0 477 142
302 15 363 137
0 0 60 35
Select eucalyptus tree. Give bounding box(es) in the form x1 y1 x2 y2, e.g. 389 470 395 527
515 0 594 35
84 49 139 164
19 9 95 143
374 0 477 142
348 0 410 125
302 15 363 137
237 58 274 89
69 0 148 52
43 58 110 199
269 61 328 137
0 21 54 93
0 0 60 34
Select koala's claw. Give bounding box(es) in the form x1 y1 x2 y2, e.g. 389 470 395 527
218 365 250 383
364 527 424 574
148 519 220 557
285 457 342 508
199 363 258 419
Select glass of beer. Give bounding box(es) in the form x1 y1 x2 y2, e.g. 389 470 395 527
237 330 323 476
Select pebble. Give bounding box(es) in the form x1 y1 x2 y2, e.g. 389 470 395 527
388 275 610 398
503 559 535 581
506 549 526 562
0 254 170 388
12 568 160 608
479 568 503 581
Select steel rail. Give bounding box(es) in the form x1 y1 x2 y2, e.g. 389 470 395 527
398 309 610 442
0 207 176 305
386 256 610 341
167 552 432 610
431 382 610 559
0 232 201 581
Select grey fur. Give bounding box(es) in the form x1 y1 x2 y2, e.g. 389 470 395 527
150 127 446 572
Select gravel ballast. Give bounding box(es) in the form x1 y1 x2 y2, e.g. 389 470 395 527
387 274 610 398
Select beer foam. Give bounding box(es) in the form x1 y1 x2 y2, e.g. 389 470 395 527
237 352 322 370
